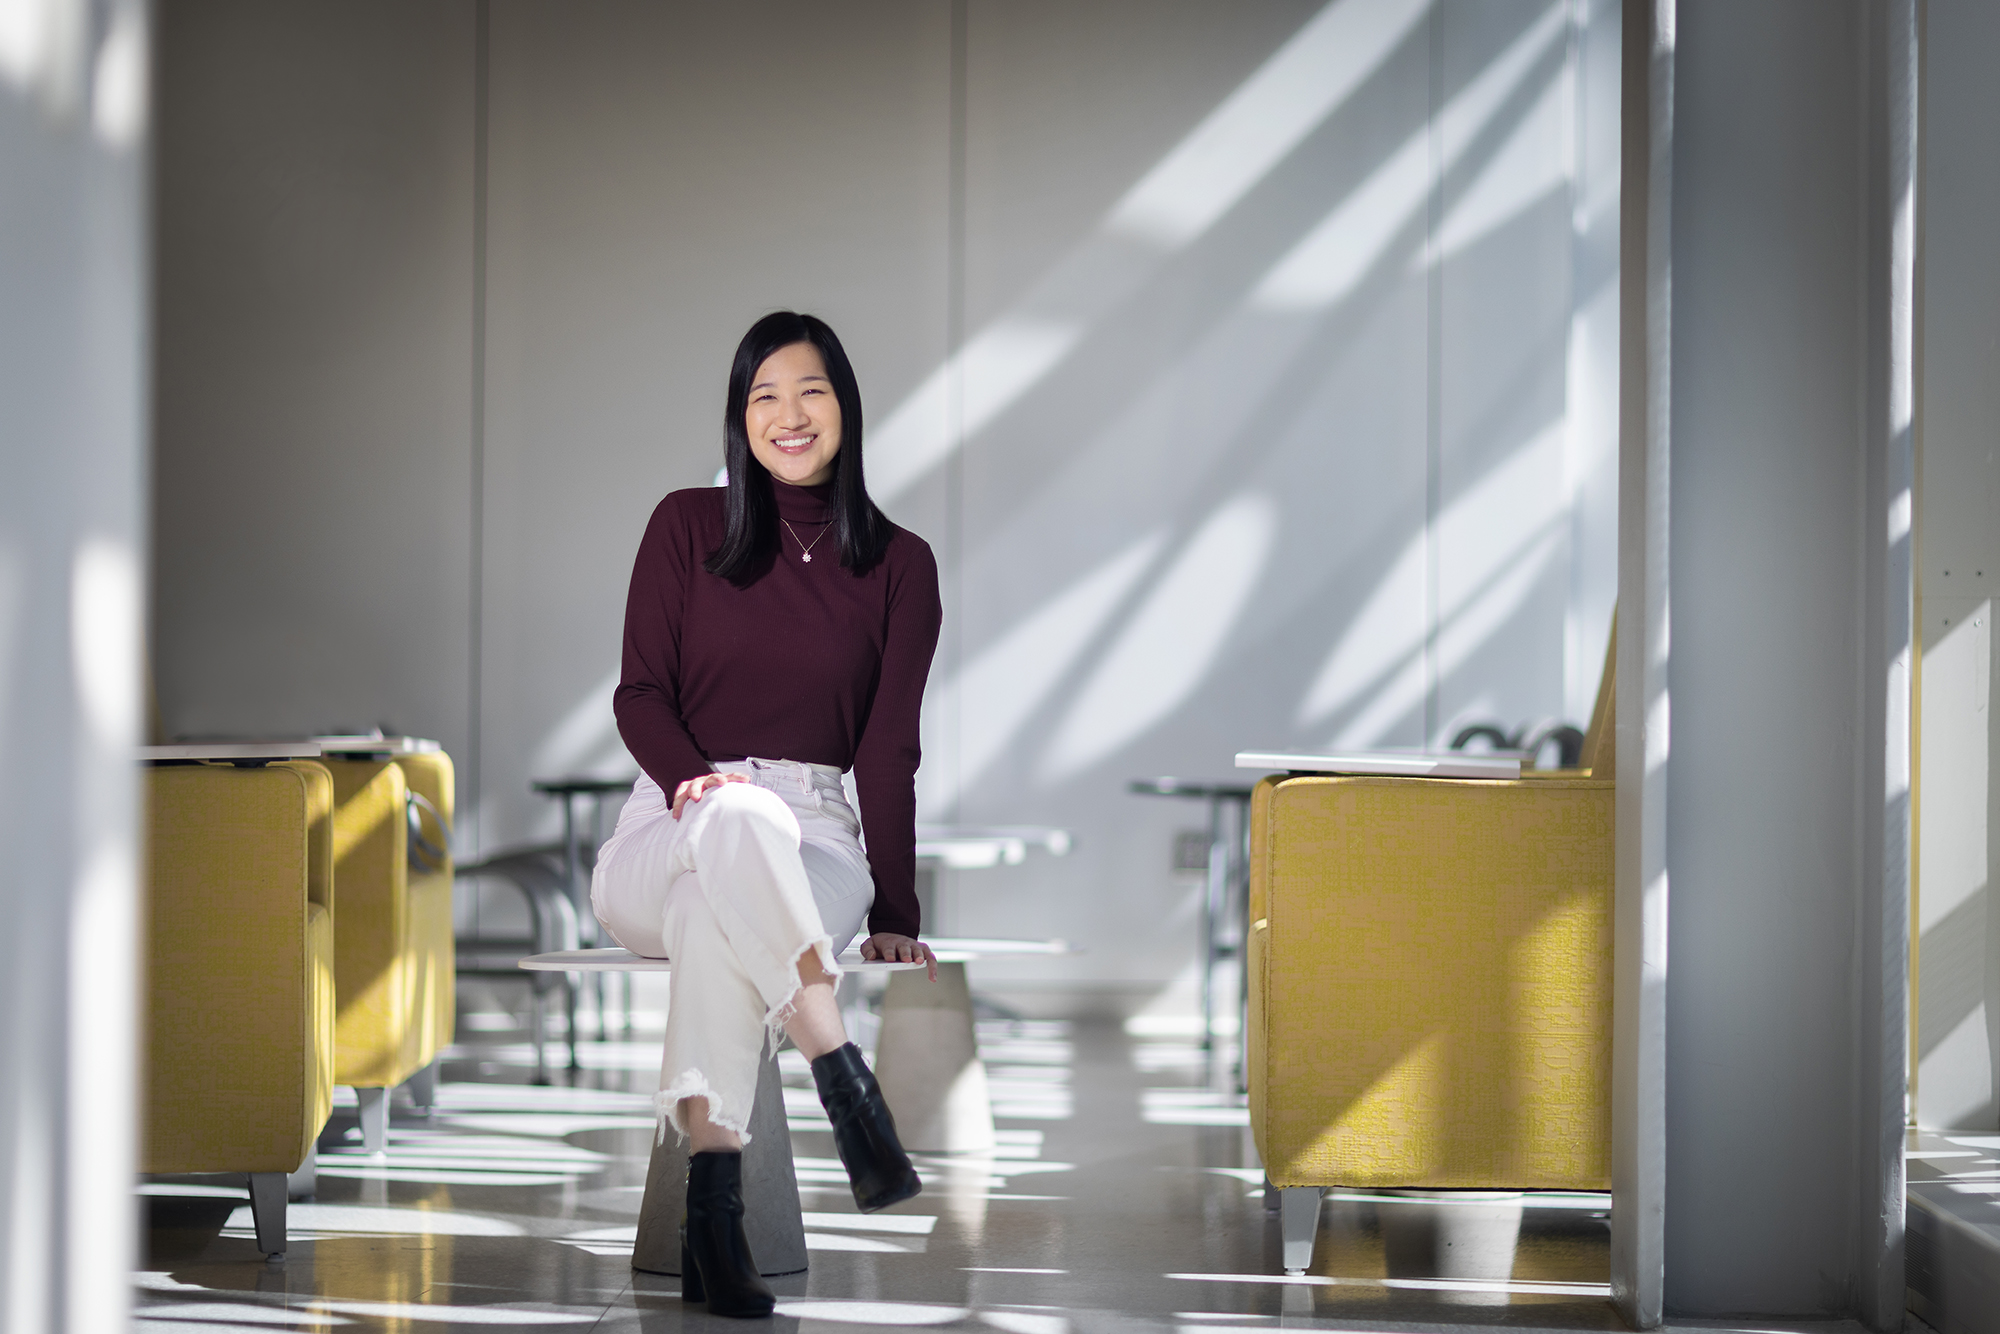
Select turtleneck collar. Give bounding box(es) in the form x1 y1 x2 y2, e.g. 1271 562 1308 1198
772 479 836 523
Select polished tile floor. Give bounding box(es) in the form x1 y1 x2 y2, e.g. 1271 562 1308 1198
138 1002 1836 1334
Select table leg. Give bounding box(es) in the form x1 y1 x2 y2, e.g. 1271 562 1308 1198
1231 794 1252 1091
1201 795 1223 1051
873 961 995 1153
632 1046 807 1277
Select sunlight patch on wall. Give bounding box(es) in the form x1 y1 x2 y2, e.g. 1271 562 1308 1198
532 664 626 779
1424 57 1569 264
1041 495 1276 780
921 534 1164 812
1921 605 1991 931
1331 528 1562 748
870 0 1426 505
1299 425 1568 742
869 317 1082 502
1105 0 1430 248
1252 1 1566 311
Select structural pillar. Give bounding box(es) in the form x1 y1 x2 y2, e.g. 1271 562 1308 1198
0 2 152 1331
1617 0 1915 1326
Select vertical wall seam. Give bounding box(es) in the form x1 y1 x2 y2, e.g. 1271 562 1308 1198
1424 4 1443 745
942 0 967 827
1907 0 1928 1128
468 0 489 860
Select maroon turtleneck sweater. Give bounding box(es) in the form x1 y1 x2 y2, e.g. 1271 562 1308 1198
613 479 942 939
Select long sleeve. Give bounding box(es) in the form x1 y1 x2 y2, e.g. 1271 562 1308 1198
614 497 715 793
851 536 943 938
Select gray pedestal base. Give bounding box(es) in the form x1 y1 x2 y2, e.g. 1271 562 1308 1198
631 1046 809 1278
874 961 996 1153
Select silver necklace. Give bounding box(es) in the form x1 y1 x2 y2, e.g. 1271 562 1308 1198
781 518 831 563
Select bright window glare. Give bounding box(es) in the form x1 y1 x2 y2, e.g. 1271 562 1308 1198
979 1312 1070 1334
775 1302 969 1326
143 1299 596 1328
141 1305 353 1327
802 1212 938 1235
435 1083 653 1113
1141 1089 1252 1127
1168 1272 1612 1296
221 1204 524 1238
803 1232 924 1254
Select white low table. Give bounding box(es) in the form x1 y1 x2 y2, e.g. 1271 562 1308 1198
520 939 1075 1157
518 948 925 974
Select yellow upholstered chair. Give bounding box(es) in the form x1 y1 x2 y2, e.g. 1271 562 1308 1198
396 750 457 1103
323 751 456 1151
1247 632 1616 1272
143 759 336 1258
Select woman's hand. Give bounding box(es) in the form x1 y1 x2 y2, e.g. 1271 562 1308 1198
861 933 937 981
672 771 748 820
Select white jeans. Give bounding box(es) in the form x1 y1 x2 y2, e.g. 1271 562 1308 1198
591 758 874 1143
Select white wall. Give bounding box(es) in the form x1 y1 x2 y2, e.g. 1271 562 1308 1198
1914 0 2000 1132
152 0 477 763
0 0 149 1329
154 0 1619 1014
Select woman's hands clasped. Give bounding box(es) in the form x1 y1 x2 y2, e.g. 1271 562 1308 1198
861 933 937 981
672 771 749 819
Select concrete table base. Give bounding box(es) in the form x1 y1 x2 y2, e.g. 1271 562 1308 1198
519 948 921 1282
874 961 996 1154
631 1047 807 1278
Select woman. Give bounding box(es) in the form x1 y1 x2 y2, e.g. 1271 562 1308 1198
592 311 942 1318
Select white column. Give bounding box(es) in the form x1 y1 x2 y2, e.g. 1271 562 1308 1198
0 2 150 1333
1913 0 2000 1139
1619 0 1915 1324
1611 2 1670 1325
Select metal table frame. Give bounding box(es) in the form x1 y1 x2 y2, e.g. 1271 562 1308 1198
1130 778 1255 1063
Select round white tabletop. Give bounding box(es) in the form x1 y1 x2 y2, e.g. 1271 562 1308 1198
518 948 925 973
517 937 1074 973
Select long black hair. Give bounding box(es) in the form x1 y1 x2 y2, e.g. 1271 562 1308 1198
704 311 892 587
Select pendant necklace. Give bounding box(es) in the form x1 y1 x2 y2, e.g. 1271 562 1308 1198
781 518 830 564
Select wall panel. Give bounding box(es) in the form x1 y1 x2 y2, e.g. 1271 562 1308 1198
153 0 477 760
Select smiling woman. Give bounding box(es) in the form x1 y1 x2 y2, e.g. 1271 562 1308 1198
591 310 945 1317
705 311 890 587
745 341 844 490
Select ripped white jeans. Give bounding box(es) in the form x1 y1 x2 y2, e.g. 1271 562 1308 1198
591 758 874 1144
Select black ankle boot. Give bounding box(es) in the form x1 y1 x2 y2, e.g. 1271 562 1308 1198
681 1152 775 1318
811 1043 922 1212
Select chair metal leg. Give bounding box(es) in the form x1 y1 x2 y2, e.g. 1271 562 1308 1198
564 973 581 1071
248 1171 287 1259
1280 1186 1323 1275
357 1086 390 1154
404 1060 437 1114
530 986 549 1084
